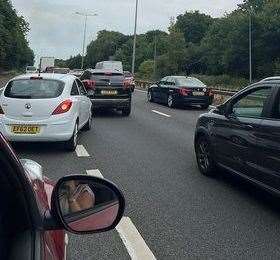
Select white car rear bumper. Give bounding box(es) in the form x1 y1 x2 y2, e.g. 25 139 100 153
0 115 76 142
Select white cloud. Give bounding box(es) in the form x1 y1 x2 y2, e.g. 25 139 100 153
11 0 242 64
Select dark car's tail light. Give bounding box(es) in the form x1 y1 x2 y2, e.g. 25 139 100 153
208 89 214 96
179 88 192 96
82 80 96 90
123 80 131 89
0 105 4 114
52 100 72 115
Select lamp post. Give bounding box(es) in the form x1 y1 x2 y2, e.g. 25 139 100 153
131 0 139 74
75 11 98 69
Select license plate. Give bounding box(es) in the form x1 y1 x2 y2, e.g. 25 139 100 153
101 90 117 95
193 91 205 96
11 125 40 134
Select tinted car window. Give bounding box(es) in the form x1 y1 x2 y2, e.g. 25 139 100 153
232 87 272 118
4 79 64 99
175 77 205 87
71 81 79 95
90 73 124 83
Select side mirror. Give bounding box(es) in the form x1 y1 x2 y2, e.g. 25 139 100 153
51 175 125 234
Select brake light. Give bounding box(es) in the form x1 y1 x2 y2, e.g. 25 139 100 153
208 89 214 96
82 80 96 90
123 80 131 89
179 88 191 96
0 105 4 115
52 100 72 115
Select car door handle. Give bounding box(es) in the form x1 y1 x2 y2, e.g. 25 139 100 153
244 124 254 130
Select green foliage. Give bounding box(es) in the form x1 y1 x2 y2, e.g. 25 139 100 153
0 0 34 71
191 74 249 90
60 0 280 82
175 11 213 44
136 60 154 80
85 30 128 68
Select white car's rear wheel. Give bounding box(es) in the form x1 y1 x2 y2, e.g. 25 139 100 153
83 111 92 131
65 122 78 151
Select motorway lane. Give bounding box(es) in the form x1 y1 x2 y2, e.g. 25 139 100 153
14 89 280 259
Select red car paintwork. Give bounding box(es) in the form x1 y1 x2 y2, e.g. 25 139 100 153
23 165 66 260
69 202 119 231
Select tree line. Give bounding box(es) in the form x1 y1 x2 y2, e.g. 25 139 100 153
0 0 34 72
57 0 280 81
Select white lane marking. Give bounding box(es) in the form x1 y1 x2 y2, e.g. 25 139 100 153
209 105 216 109
151 110 171 118
86 169 104 178
75 145 90 157
86 169 157 259
135 88 147 93
116 217 157 260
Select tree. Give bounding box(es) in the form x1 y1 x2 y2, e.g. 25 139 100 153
137 60 154 79
85 30 128 68
175 11 213 44
0 0 34 71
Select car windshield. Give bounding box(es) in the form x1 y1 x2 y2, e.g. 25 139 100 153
4 79 64 99
175 77 206 87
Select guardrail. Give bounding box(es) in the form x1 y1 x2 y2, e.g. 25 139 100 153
135 80 239 96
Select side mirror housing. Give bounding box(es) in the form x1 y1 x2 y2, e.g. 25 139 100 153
51 175 125 234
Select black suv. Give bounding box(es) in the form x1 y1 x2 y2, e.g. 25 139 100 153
194 80 280 195
80 69 132 116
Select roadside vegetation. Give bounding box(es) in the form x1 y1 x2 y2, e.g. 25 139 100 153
0 0 34 72
58 0 280 88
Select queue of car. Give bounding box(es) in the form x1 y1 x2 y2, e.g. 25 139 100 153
12 61 280 259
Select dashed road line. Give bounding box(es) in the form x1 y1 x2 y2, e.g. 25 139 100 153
86 169 157 259
151 110 171 118
75 145 90 157
86 169 103 178
116 217 157 260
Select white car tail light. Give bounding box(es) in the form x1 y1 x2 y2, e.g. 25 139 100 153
52 100 72 115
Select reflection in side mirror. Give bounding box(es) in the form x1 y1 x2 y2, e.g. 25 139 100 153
53 175 125 234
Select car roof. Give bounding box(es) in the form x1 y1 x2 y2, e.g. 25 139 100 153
261 76 280 82
12 73 76 82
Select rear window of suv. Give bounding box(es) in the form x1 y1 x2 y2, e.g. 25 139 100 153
90 73 124 83
4 79 64 99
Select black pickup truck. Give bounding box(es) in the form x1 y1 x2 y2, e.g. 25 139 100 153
80 69 132 116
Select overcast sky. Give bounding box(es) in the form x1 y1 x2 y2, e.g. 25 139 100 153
12 0 243 64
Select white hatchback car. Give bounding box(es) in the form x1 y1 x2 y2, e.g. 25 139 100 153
0 73 92 151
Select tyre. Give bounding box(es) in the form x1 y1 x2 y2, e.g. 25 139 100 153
167 95 174 108
83 111 92 131
201 104 209 109
195 135 217 176
122 106 131 116
65 122 78 151
147 90 153 102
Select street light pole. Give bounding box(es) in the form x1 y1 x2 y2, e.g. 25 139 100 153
75 11 98 69
132 0 139 75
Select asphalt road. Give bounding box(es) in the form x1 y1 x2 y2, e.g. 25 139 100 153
15 89 280 259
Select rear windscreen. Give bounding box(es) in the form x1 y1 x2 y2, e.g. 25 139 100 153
4 79 64 99
176 77 206 87
90 73 124 83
